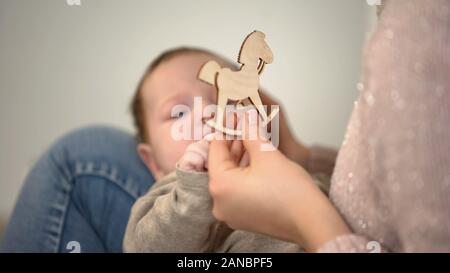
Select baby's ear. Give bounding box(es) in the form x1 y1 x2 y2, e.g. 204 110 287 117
137 143 162 180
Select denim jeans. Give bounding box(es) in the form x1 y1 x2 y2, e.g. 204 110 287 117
0 126 155 252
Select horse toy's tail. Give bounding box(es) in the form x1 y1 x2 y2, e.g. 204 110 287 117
198 60 221 85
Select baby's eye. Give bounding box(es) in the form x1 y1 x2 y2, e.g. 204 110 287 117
169 105 190 121
172 110 186 119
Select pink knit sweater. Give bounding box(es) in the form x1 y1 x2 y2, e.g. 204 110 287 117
317 0 450 252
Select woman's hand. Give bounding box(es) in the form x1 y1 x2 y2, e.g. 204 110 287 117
178 132 249 172
259 90 311 168
208 111 351 252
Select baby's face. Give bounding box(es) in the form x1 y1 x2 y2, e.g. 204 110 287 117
138 52 222 179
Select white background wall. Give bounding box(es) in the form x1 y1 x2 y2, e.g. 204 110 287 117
0 0 375 240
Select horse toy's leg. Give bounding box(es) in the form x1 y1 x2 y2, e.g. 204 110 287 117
215 93 228 129
249 94 269 124
199 61 240 135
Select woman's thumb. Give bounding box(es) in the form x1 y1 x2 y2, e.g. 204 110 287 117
208 135 238 176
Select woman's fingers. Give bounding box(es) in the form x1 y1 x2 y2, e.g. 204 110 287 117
239 151 250 167
230 139 245 163
208 109 277 174
208 138 238 177
242 109 275 161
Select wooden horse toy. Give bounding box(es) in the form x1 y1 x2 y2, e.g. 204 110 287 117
198 30 279 136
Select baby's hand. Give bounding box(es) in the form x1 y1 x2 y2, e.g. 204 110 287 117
178 134 215 172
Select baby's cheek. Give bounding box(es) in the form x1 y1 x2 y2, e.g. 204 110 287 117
153 142 184 175
171 140 193 163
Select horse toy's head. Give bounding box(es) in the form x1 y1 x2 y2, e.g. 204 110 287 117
238 30 273 72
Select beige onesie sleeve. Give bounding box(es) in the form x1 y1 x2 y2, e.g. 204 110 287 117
123 165 217 252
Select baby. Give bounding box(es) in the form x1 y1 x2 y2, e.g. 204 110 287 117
123 47 328 252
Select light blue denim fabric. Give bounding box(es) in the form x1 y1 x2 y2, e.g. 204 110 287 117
1 126 155 252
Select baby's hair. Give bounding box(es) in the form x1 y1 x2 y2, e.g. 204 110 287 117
130 47 216 143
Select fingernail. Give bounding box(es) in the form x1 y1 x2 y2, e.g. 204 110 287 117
203 133 216 142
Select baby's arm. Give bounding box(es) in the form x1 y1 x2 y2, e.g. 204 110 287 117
123 139 217 252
